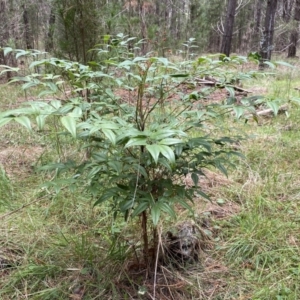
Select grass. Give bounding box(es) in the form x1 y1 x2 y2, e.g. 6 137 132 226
1 61 300 299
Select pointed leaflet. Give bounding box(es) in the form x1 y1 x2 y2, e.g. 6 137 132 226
0 118 12 127
275 61 295 68
151 203 161 226
132 202 149 217
14 116 32 131
267 101 279 116
159 145 175 165
233 106 244 119
102 129 116 145
176 198 193 212
3 47 13 56
61 116 77 138
36 115 47 130
160 202 176 219
159 138 183 145
146 144 161 164
94 187 120 206
191 173 199 186
125 137 147 148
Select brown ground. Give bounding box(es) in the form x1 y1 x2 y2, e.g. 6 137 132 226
0 146 45 178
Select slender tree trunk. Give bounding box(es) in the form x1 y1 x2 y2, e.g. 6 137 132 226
288 0 300 57
259 0 278 69
45 7 56 52
283 0 295 21
220 0 238 56
138 0 147 55
22 5 33 49
155 0 160 26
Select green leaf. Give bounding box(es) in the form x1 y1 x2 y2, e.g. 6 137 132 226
38 90 55 97
98 122 120 130
61 116 77 138
103 34 110 42
156 57 169 66
50 100 62 109
57 104 74 115
102 129 116 145
217 198 225 206
275 61 295 68
215 162 228 177
22 81 39 90
233 106 244 119
157 157 172 171
267 101 279 116
70 107 82 118
176 198 192 212
108 161 122 174
191 173 199 186
120 199 134 211
132 202 149 217
3 47 13 56
159 145 175 165
225 86 235 97
94 187 120 206
16 50 29 59
36 115 47 130
159 138 183 145
14 116 32 131
150 129 185 140
125 137 147 147
132 164 148 178
263 61 275 69
0 118 12 127
151 203 161 226
45 81 58 92
146 145 161 164
160 202 176 219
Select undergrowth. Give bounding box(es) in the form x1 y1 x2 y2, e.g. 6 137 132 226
1 59 300 299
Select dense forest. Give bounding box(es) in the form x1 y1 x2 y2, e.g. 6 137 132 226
1 0 300 63
1 1 300 300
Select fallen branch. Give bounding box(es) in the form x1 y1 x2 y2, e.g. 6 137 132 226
256 104 288 116
244 104 288 118
195 78 251 94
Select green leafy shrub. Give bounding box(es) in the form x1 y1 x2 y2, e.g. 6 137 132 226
0 38 273 270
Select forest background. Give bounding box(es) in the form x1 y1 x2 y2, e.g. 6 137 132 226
0 0 299 66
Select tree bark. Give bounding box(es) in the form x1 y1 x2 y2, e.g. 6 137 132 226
138 0 147 55
22 5 33 49
45 7 56 52
220 0 238 56
259 0 278 69
288 0 300 57
283 0 295 21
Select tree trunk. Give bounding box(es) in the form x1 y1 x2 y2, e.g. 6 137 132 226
220 0 238 57
255 0 262 30
283 0 295 21
138 0 147 55
288 0 300 57
22 5 33 49
45 7 56 52
259 0 278 69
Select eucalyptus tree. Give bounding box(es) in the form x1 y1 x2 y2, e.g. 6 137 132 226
287 0 300 57
220 0 238 56
259 0 278 68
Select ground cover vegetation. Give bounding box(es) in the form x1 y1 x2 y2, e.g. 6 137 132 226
0 34 300 299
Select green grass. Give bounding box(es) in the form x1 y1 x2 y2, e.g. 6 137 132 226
1 64 300 299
